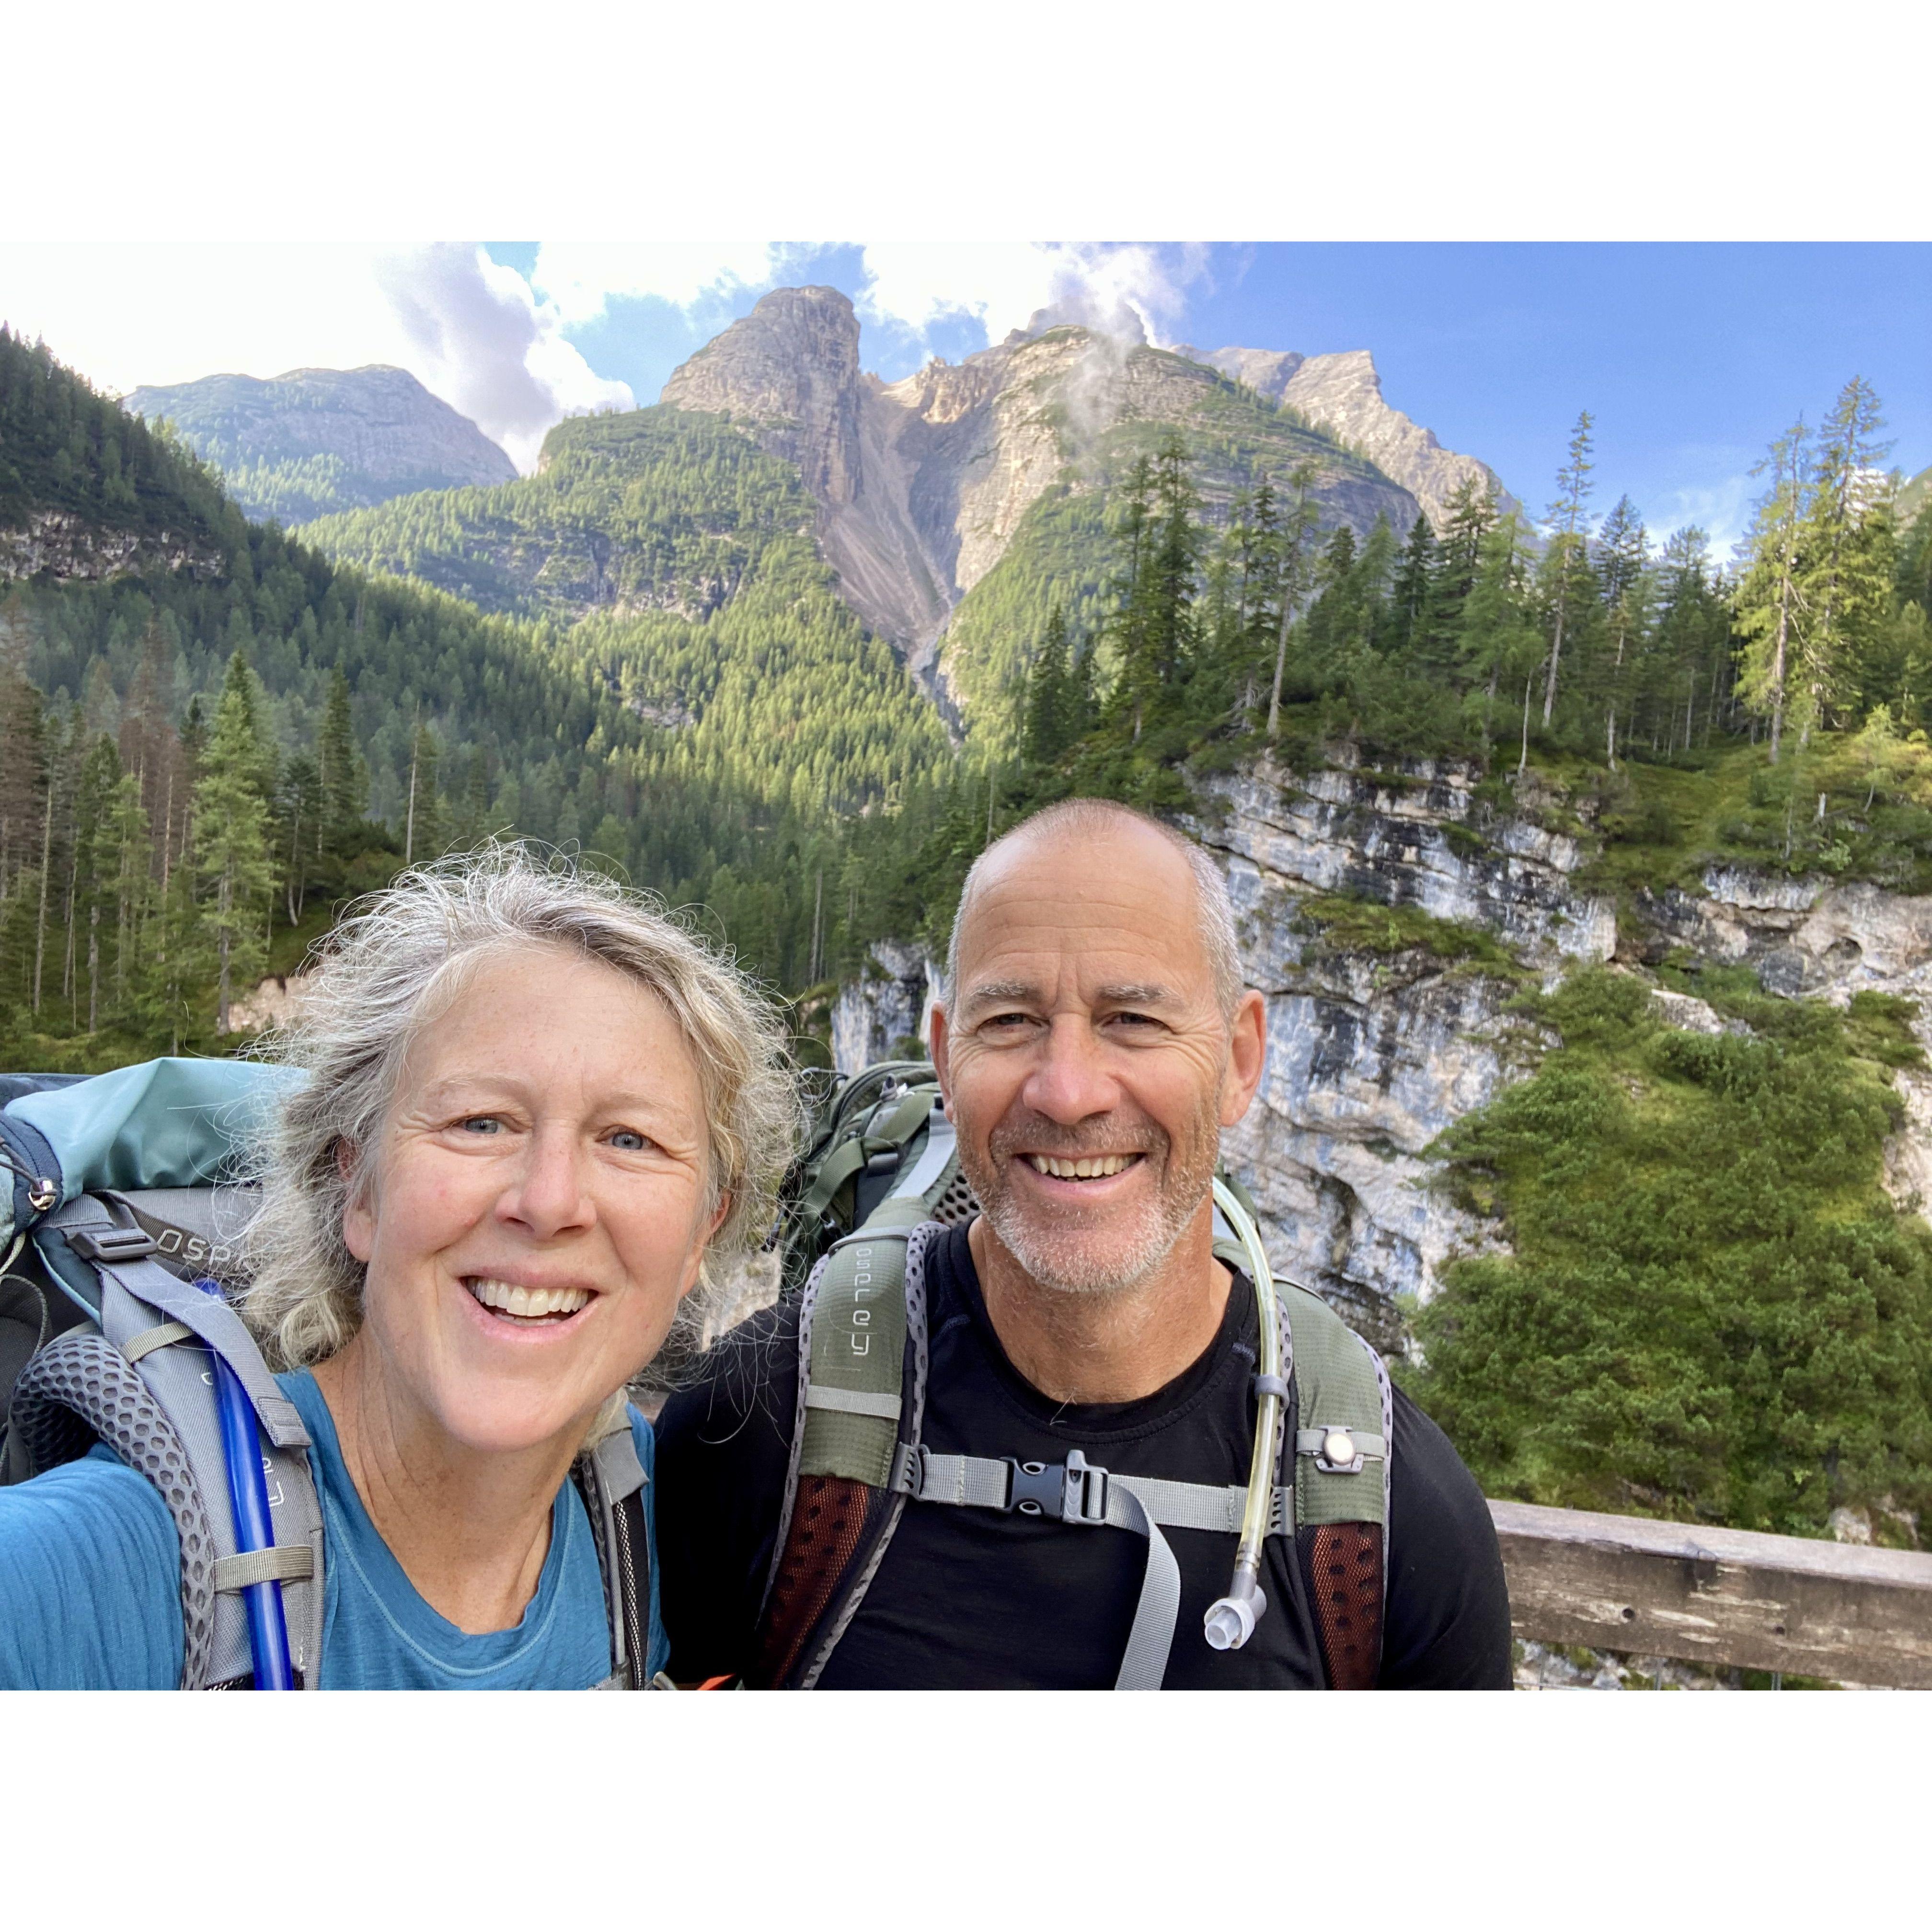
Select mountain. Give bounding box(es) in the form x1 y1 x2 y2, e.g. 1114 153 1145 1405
1194 345 1521 532
659 288 1427 741
122 366 516 525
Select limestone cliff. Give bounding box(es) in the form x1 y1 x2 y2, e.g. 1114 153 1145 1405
833 754 1932 1350
0 507 224 586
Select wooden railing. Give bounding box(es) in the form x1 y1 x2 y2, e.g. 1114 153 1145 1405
1490 1500 1932 1688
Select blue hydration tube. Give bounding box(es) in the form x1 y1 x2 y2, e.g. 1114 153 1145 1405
195 1277 296 1690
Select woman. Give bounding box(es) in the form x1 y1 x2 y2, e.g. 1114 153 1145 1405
0 846 796 1688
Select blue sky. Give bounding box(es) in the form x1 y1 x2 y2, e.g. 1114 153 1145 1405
483 241 1931 555
6 241 1924 557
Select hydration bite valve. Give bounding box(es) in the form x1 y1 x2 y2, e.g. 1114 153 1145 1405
1203 1577 1268 1651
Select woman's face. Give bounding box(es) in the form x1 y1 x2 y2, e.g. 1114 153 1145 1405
341 945 724 1458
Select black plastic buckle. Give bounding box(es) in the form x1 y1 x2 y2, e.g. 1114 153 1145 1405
1003 1450 1109 1524
65 1225 160 1265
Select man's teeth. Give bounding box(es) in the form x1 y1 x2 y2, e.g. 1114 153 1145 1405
1025 1154 1137 1180
467 1278 592 1321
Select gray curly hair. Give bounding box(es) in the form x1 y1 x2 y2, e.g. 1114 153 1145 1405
239 843 801 1381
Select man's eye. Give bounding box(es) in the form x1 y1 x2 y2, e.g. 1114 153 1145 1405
982 1012 1035 1030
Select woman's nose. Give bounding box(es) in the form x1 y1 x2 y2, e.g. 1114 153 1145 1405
499 1127 595 1237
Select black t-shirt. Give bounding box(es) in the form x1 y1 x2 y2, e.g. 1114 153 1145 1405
656 1220 1511 1689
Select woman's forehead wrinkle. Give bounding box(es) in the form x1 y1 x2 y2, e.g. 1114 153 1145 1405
958 827 1214 1003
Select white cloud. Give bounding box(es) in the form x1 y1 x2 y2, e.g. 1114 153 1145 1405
0 242 633 475
856 242 1205 349
529 242 791 326
1654 473 1756 565
374 245 632 470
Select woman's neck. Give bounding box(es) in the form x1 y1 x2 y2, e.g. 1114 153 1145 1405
310 1340 584 1634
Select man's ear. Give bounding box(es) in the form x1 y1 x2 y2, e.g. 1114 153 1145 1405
1219 990 1267 1128
930 1001 954 1119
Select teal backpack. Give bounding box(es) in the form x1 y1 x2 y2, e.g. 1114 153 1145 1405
754 1060 1394 1690
0 1059 656 1690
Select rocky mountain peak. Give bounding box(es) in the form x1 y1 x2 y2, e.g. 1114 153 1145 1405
1201 344 1518 532
659 286 862 505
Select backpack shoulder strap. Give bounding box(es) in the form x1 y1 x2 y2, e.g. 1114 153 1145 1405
752 1219 934 1689
7 1194 326 1689
1279 1280 1392 1690
572 1393 653 1690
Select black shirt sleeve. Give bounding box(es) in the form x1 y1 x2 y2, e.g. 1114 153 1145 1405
652 1305 799 1683
1379 1384 1514 1689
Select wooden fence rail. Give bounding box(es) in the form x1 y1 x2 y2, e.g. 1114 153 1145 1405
1489 1500 1932 1688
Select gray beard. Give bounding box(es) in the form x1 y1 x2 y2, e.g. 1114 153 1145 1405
964 1104 1222 1300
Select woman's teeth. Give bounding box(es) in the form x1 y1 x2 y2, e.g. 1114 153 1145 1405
1025 1154 1137 1180
467 1278 591 1322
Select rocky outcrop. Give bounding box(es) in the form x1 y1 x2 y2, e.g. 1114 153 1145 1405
0 508 224 585
836 752 1932 1347
1200 345 1521 533
124 366 515 519
832 940 937 1073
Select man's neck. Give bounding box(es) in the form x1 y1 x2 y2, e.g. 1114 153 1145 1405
966 1206 1230 1405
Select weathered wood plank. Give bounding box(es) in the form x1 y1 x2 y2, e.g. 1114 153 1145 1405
1489 1499 1932 1688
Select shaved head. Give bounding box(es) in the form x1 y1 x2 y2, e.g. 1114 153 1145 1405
947 799 1242 1022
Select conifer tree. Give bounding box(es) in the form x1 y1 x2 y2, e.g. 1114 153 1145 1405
194 677 276 1034
1736 422 1814 762
1541 412 1597 725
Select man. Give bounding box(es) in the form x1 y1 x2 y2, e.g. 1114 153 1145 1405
656 799 1511 1688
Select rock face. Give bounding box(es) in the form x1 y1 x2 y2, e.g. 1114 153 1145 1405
0 507 223 586
834 753 1932 1347
661 293 1422 708
123 366 515 521
1200 345 1521 534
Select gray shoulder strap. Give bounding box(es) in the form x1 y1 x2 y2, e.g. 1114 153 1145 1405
11 1204 326 1689
574 1396 650 1690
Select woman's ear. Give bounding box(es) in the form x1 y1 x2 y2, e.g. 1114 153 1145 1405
337 1141 376 1264
676 1191 732 1302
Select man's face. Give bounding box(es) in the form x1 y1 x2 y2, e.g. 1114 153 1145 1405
931 820 1265 1298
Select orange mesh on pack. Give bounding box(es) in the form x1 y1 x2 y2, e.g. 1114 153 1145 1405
750 1473 878 1688
1304 1520 1384 1690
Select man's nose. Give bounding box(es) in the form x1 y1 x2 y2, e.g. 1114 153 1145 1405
1021 1015 1120 1125
498 1126 596 1238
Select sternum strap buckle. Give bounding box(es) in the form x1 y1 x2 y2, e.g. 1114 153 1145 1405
1002 1449 1110 1524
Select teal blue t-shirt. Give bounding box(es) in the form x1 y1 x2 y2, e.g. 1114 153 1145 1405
0 1369 667 1690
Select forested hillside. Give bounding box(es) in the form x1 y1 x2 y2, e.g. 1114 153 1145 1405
0 332 941 1066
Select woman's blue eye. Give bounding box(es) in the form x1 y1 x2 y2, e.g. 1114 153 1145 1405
461 1116 504 1134
610 1130 648 1151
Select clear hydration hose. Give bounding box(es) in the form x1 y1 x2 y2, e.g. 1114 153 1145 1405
1203 1177 1281 1651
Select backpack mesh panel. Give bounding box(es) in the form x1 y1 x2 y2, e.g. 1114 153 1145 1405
930 1171 978 1226
1300 1519 1384 1690
752 1473 887 1688
11 1330 218 1687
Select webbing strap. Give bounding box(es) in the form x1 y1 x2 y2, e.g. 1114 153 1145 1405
122 1319 194 1363
889 1447 1291 1690
803 1384 903 1420
213 1545 314 1591
1293 1426 1386 1461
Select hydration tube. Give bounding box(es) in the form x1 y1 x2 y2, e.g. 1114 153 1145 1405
195 1277 297 1690
1203 1179 1282 1652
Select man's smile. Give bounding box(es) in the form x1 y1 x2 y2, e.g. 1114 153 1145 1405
1021 1152 1144 1181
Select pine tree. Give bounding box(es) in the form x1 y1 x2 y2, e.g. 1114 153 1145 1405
1022 605 1073 767
1392 511 1437 655
316 668 365 861
194 677 276 1034
1541 412 1598 725
1593 495 1652 768
1736 421 1813 762
1265 464 1319 741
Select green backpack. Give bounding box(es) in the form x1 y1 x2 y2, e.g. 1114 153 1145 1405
757 1059 1395 1690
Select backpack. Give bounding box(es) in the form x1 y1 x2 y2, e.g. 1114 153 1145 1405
0 1059 656 1690
753 1060 1394 1690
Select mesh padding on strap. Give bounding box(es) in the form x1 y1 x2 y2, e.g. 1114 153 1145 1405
1300 1519 1383 1690
11 1329 218 1687
751 1473 884 1689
